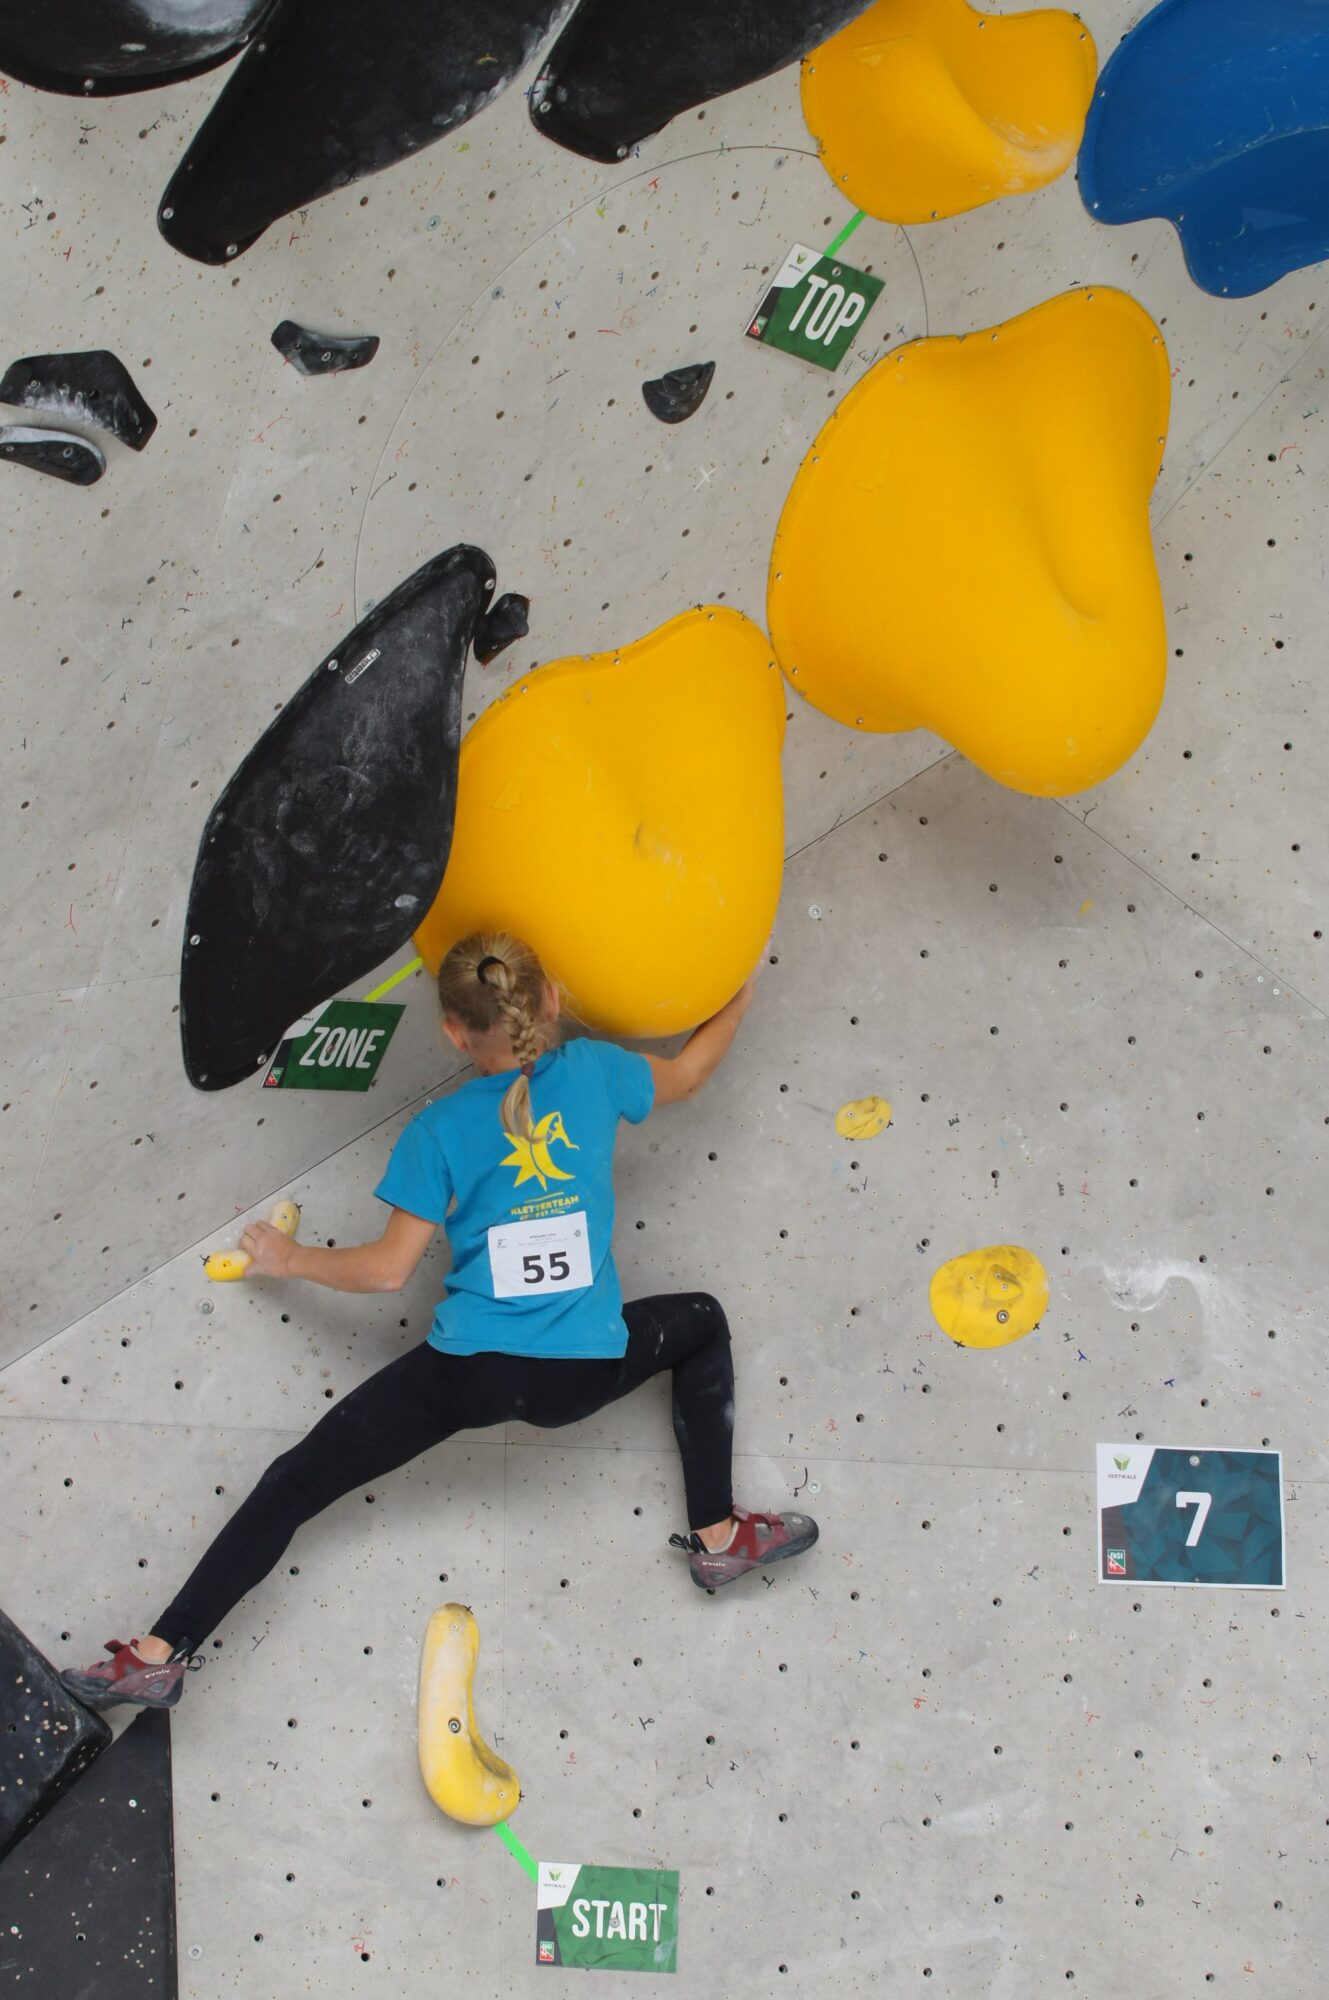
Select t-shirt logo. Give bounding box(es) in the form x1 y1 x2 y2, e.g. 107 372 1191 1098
502 1110 579 1191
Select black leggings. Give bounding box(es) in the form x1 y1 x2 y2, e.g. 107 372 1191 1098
153 1292 734 1654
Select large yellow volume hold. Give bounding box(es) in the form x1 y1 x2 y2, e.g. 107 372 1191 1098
802 0 1097 224
768 288 1169 798
418 1604 520 1828
203 1197 301 1282
414 608 786 1036
929 1244 1049 1348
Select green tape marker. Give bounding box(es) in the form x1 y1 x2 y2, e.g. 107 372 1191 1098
365 955 423 1003
494 1819 539 1882
824 209 866 258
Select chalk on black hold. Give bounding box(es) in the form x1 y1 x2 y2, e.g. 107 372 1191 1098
642 362 715 425
530 0 874 162
181 544 494 1091
0 425 106 486
0 349 158 450
474 593 531 664
0 1706 177 1997
271 320 381 377
0 1606 111 1863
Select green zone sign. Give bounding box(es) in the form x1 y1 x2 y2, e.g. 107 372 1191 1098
746 242 884 371
536 1861 678 1973
263 998 404 1092
1096 1443 1285 1588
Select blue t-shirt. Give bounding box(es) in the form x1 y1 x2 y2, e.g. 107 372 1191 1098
374 1036 654 1358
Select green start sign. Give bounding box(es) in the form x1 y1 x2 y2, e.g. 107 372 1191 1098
536 1861 679 1974
263 998 404 1093
746 242 884 371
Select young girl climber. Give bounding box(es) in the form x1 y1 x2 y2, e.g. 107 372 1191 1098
63 932 818 1711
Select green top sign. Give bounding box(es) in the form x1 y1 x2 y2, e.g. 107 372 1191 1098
537 1861 679 1973
746 242 884 371
263 997 404 1092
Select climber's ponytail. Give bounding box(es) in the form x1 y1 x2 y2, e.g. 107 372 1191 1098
436 933 553 1140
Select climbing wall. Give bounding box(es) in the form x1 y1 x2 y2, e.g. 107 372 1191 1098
2 2 1327 1994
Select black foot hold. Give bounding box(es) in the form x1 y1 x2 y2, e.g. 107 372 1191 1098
474 592 531 664
0 425 105 485
271 320 381 376
1 348 158 451
0 1706 176 1994
642 361 716 424
0 1608 111 1863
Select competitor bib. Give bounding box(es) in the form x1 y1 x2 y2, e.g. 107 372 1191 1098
488 1212 593 1300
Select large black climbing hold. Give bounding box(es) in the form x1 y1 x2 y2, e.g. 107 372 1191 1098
642 361 715 425
474 592 531 664
0 0 275 97
0 349 158 451
158 0 569 265
0 1607 111 1863
530 0 877 162
180 545 494 1091
272 320 381 377
0 425 105 486
0 1706 176 1996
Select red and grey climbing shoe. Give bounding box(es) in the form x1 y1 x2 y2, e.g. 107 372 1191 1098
670 1505 819 1589
60 1640 194 1712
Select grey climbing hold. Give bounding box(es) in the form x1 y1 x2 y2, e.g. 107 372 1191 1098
641 361 715 424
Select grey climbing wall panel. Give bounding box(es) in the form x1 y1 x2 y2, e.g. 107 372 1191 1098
1 0 1326 1993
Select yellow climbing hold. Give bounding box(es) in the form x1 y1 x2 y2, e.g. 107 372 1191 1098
835 1096 892 1139
768 288 1169 798
414 608 785 1036
418 1604 521 1828
929 1244 1049 1347
802 0 1097 223
203 1196 301 1281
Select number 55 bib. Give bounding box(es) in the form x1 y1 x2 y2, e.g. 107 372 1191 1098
488 1212 594 1299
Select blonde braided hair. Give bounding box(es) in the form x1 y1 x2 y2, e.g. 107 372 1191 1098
436 932 554 1141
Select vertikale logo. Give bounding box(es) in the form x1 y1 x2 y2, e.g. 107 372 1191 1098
1114 1456 1131 1471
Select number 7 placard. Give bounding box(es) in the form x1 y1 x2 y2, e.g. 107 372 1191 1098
1096 1444 1285 1588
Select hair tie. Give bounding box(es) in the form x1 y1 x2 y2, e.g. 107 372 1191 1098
520 1059 536 1079
476 954 503 986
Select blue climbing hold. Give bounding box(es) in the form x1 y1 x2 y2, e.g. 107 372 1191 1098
1078 0 1329 297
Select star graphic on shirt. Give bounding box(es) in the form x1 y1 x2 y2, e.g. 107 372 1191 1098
501 1110 579 1191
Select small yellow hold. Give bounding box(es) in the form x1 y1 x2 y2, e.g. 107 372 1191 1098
202 1249 252 1283
418 1604 521 1828
267 1199 301 1239
835 1096 893 1140
203 1197 301 1282
929 1244 1049 1347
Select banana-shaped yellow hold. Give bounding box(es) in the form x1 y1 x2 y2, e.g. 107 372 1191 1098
203 1198 301 1282
418 1604 521 1828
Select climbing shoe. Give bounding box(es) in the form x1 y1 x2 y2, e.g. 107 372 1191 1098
670 1505 819 1589
61 1639 194 1711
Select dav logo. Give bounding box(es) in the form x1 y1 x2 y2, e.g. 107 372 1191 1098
1107 1548 1128 1575
538 1940 555 1964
